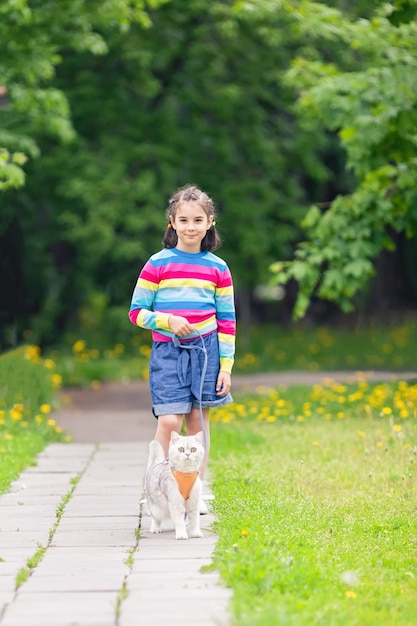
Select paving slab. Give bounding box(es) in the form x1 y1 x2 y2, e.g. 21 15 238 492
0 591 117 626
0 441 231 626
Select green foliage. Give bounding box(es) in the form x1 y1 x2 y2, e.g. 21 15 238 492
2 0 335 347
266 1 417 317
210 379 417 624
0 0 167 189
0 148 27 190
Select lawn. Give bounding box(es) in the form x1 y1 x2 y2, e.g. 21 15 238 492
209 378 417 625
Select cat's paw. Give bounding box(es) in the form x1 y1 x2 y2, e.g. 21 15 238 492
175 531 189 540
149 522 162 534
188 530 203 539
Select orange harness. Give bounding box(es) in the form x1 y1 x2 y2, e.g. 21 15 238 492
172 469 199 500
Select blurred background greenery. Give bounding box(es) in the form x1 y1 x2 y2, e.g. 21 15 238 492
1 0 417 362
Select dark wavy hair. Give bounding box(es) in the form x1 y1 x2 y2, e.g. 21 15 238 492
162 185 221 251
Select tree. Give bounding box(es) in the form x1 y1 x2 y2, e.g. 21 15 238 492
264 0 417 318
0 0 166 190
2 0 335 346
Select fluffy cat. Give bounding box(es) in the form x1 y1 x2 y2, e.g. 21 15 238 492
144 431 205 540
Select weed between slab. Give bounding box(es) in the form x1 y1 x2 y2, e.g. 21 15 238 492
115 507 141 620
14 475 81 591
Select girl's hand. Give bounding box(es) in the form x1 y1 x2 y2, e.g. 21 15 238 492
216 371 231 396
168 315 195 337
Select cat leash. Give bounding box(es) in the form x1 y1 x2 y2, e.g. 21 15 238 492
172 331 208 453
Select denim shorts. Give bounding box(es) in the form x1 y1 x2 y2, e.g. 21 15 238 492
149 331 233 417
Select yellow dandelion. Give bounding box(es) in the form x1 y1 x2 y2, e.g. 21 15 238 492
400 409 409 418
90 380 101 390
13 403 23 412
43 358 56 369
312 441 320 446
393 424 402 432
139 345 151 357
297 416 305 422
20 421 29 428
65 435 73 442
24 345 41 361
10 409 22 421
5 433 13 440
345 590 357 599
376 442 383 448
47 419 56 427
55 426 63 433
381 406 392 415
240 529 249 537
357 431 366 438
40 404 52 414
35 415 43 424
72 339 86 353
51 373 62 387
337 412 345 419
266 416 276 423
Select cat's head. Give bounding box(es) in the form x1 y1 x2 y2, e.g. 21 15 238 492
169 431 205 471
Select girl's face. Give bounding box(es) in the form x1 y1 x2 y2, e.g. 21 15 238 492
170 202 213 253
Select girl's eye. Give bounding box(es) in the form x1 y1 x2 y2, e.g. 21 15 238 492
178 447 185 453
190 447 197 453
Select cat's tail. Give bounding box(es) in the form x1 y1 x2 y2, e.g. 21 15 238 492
146 439 166 469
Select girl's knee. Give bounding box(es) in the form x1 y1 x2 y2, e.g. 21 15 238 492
157 414 182 434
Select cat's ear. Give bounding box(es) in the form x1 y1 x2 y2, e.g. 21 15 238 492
170 431 180 443
194 431 204 446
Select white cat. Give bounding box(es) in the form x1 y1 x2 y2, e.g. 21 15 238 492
144 431 205 540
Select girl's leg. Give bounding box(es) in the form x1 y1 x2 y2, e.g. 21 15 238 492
185 408 210 480
154 414 184 457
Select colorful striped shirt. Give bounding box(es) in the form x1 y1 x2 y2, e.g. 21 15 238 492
129 247 236 373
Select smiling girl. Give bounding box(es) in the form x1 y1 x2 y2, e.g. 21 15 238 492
128 185 236 508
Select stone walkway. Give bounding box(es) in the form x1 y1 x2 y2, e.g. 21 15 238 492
1 369 416 625
0 443 228 626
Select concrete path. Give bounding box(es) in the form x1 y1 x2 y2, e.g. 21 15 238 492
0 443 229 626
1 369 416 626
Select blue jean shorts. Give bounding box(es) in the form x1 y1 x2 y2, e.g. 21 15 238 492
149 331 233 417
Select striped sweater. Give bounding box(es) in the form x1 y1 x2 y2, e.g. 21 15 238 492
129 247 236 373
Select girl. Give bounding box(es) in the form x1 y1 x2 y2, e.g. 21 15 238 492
129 185 236 508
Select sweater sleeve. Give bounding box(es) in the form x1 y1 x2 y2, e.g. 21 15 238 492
128 260 172 331
215 265 236 374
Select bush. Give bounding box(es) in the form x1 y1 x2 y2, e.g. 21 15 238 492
0 345 68 494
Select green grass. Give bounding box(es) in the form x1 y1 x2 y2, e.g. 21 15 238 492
45 317 417 387
0 345 69 495
209 379 417 626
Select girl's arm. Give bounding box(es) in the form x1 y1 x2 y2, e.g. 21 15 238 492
215 266 236 374
129 261 172 331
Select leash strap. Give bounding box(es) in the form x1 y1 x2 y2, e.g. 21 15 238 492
172 332 208 452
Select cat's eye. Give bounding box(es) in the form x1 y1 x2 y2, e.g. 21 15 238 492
178 447 185 453
191 447 197 453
